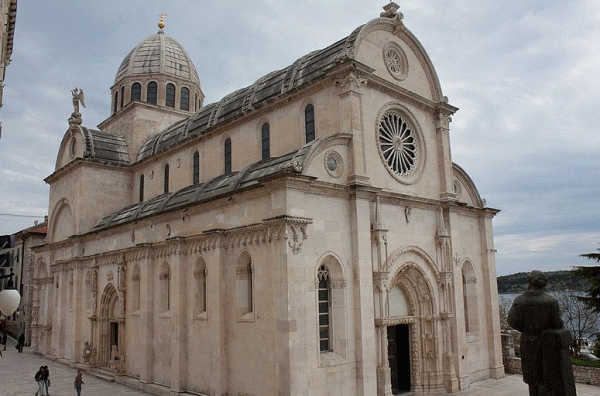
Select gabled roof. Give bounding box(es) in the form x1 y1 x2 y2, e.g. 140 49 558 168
136 25 363 162
94 141 316 232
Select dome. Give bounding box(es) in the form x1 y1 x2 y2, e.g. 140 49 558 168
115 30 200 87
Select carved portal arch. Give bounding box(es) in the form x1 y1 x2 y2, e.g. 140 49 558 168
97 283 123 368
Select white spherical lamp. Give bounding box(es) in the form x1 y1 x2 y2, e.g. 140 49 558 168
0 288 20 316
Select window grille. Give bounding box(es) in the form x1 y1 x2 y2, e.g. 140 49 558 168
166 83 175 108
317 265 331 352
261 123 270 160
180 87 190 111
147 82 157 104
305 104 315 143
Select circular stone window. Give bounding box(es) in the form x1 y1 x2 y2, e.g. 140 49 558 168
324 150 343 178
383 42 408 81
376 107 425 184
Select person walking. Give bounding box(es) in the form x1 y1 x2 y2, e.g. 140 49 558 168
42 365 50 395
1 331 6 351
74 369 84 396
34 366 46 396
17 333 25 353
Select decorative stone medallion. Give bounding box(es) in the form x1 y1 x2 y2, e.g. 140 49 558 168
324 150 343 178
383 41 408 81
376 104 425 184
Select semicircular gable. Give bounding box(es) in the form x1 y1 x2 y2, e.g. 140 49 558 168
49 198 76 242
351 17 444 103
385 245 439 285
301 133 352 180
452 163 484 208
55 125 86 170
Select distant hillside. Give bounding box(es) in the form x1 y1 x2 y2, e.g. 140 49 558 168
497 270 589 294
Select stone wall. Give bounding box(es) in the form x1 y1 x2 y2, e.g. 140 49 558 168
502 332 600 386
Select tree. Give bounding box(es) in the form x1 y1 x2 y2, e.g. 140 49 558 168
572 248 600 312
553 291 599 355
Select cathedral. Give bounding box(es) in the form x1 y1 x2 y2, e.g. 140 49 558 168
32 4 504 395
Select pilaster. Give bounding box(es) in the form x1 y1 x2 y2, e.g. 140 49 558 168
138 250 154 384
436 111 456 202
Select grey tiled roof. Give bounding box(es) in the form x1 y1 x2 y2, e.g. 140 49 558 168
81 127 129 165
136 25 363 162
92 142 315 232
115 31 200 86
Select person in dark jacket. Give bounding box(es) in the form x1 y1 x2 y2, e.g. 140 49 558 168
17 333 25 353
34 366 46 395
74 369 84 396
42 365 50 395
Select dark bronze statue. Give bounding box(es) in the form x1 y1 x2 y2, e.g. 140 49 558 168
508 270 576 396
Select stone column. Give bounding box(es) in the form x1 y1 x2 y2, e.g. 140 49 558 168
435 111 456 202
350 188 378 395
138 249 154 384
169 241 188 392
336 72 370 186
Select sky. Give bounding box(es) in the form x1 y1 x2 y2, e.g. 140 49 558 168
0 0 599 276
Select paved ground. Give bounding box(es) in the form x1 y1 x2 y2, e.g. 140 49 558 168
0 334 598 395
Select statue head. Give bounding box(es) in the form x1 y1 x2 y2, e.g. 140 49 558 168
527 270 548 290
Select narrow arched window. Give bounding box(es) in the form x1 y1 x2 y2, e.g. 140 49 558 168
120 86 124 108
195 93 198 111
194 258 207 315
180 87 190 111
237 252 253 317
166 83 175 108
113 91 119 114
147 81 157 104
139 174 144 202
305 104 315 143
261 123 270 160
164 164 169 194
193 151 200 184
159 263 170 312
462 262 478 333
224 138 232 174
132 265 140 311
131 82 141 101
317 265 331 352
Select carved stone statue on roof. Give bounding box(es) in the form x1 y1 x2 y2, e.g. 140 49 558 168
69 87 86 125
381 2 404 22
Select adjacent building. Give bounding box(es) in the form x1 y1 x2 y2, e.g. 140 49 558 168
0 0 17 138
32 4 504 395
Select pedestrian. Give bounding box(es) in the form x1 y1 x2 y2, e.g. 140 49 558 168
1 331 6 351
74 369 84 396
34 366 46 396
42 365 50 395
17 333 25 353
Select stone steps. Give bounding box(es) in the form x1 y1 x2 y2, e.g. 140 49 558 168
88 367 116 382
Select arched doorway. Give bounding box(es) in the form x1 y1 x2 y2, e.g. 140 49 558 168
385 262 439 394
98 283 123 368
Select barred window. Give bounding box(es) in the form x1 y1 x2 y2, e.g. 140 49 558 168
147 81 157 104
180 87 190 111
305 104 315 143
139 174 144 202
317 265 331 352
224 138 232 174
131 83 141 101
261 123 270 160
166 83 175 108
193 151 200 184
164 164 169 194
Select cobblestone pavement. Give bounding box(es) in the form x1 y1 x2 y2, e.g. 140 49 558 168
1 335 598 395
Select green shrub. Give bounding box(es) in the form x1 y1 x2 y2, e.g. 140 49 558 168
571 358 600 368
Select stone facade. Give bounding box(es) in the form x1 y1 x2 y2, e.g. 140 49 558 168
32 4 504 395
0 0 17 137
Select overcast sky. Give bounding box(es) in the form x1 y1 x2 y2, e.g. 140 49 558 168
0 0 599 276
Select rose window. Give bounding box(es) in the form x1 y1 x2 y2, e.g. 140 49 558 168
383 42 408 81
378 110 418 178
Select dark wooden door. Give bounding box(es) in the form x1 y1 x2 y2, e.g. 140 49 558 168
388 324 411 394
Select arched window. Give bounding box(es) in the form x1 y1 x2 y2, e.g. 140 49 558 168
132 265 140 312
195 93 198 111
147 81 157 104
166 83 175 108
139 174 144 202
180 87 190 111
305 104 315 143
317 265 331 352
224 138 232 174
159 262 170 313
462 262 478 333
193 151 200 184
120 86 124 108
261 123 270 160
194 258 207 316
131 82 141 101
164 164 169 194
113 91 119 114
236 252 253 318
